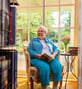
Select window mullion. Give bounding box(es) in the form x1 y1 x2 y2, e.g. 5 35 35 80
28 0 30 42
43 0 46 26
58 0 60 48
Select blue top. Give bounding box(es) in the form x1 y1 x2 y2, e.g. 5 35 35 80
27 38 60 59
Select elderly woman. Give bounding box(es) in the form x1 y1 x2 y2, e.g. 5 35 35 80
27 26 62 89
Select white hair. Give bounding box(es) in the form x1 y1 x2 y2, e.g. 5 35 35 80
37 26 48 34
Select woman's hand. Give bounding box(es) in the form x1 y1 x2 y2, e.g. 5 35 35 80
36 54 45 60
36 54 41 59
52 51 58 59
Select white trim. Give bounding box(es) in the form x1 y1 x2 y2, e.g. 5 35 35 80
78 0 82 88
28 0 30 42
17 4 75 9
16 27 74 30
43 0 45 26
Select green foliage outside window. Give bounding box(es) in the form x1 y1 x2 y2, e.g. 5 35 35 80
16 9 71 52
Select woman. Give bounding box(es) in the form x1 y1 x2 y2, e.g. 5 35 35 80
27 26 62 89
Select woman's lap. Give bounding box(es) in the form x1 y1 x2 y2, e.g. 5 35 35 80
31 58 62 82
31 59 50 70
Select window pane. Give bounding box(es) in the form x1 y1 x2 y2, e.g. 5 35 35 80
30 29 37 39
30 8 42 27
17 0 28 6
46 29 58 46
60 29 71 53
16 11 28 28
16 29 37 43
45 7 59 28
30 0 43 6
60 6 75 27
16 29 28 51
17 0 28 11
16 0 43 7
46 0 59 5
60 0 75 4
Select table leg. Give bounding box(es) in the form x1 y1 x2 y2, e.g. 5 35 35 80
70 56 78 79
65 56 69 89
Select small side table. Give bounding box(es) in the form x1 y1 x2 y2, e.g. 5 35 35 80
60 53 78 89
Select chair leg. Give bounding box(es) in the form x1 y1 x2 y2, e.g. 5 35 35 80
59 81 62 89
27 82 30 89
30 77 34 89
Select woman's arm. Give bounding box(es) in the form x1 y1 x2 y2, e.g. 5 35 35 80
27 39 38 58
50 40 60 58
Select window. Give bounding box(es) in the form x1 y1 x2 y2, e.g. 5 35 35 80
21 0 75 52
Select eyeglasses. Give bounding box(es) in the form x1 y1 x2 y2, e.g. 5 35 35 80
37 30 46 33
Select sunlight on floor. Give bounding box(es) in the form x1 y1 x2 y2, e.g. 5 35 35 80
16 77 66 89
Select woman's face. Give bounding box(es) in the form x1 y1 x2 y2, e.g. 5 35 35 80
37 28 46 40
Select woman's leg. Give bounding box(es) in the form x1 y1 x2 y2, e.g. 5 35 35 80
53 82 58 89
31 59 50 88
49 57 62 89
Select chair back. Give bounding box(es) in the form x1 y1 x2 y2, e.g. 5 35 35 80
23 46 30 82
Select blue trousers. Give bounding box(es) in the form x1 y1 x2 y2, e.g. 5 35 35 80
31 57 62 86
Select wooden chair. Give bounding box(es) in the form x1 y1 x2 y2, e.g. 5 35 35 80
23 46 63 89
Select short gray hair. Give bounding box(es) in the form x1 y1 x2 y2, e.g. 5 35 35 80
37 26 48 34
